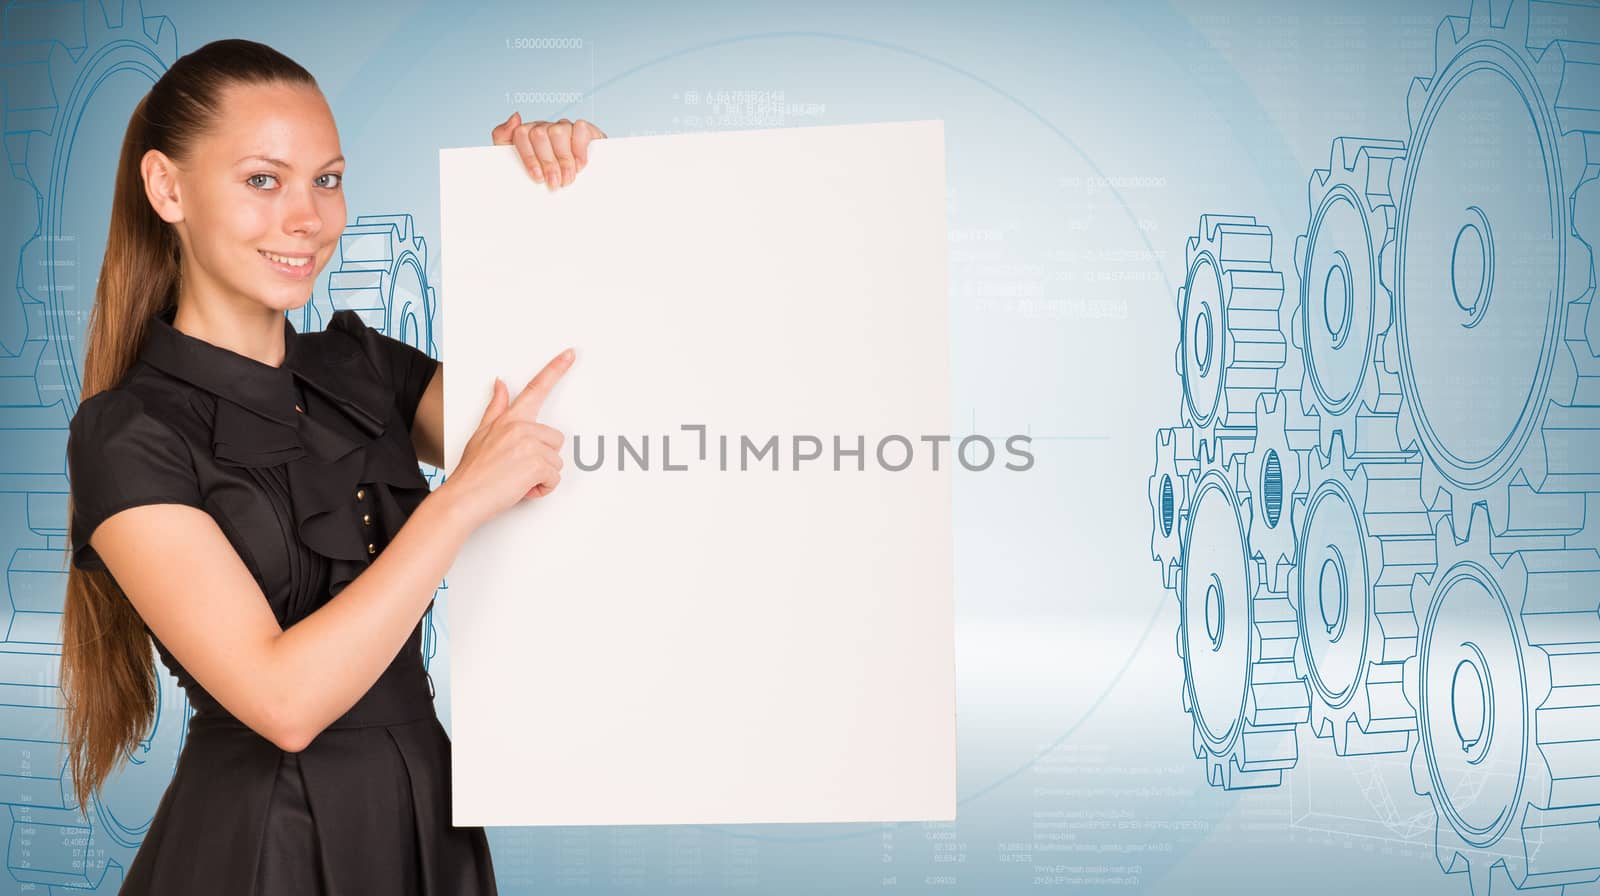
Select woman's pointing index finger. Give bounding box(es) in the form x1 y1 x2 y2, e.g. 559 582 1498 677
507 348 575 419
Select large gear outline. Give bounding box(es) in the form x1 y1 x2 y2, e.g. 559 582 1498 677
1389 0 1600 539
1291 433 1435 758
1176 454 1309 790
1403 504 1600 894
1 0 178 889
1293 137 1412 464
1175 214 1287 469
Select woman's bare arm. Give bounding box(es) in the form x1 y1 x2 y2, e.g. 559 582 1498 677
88 484 474 752
411 364 444 469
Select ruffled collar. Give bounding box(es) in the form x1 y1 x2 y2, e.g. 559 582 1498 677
137 304 430 594
138 304 392 463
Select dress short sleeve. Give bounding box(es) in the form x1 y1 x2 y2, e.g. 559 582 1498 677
67 389 204 572
326 310 440 431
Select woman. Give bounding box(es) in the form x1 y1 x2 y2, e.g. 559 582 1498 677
58 38 602 894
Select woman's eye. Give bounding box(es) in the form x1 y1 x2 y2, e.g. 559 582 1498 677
245 172 341 190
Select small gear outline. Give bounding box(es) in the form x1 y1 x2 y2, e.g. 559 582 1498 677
1175 214 1287 469
1244 388 1317 592
1148 424 1199 593
1291 432 1435 758
1293 136 1412 463
327 213 441 359
1176 453 1309 790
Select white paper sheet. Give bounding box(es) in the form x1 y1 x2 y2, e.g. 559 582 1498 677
438 119 954 826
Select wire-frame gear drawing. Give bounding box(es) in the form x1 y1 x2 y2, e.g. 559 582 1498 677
1175 214 1287 469
0 0 179 889
328 213 440 360
1549 171 1600 554
1176 455 1309 789
1149 425 1199 593
1245 388 1317 592
1292 433 1435 758
1294 137 1411 463
1389 0 1600 539
1568 257 1600 555
1404 504 1600 894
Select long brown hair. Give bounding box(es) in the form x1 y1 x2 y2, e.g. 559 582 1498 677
59 38 317 816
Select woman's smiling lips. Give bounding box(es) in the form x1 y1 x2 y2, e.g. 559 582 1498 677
258 248 316 280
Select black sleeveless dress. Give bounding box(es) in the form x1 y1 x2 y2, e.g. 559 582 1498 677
66 304 497 895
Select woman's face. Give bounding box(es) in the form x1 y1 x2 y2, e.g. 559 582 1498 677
159 81 346 315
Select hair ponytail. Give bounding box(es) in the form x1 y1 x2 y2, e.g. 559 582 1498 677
60 38 317 817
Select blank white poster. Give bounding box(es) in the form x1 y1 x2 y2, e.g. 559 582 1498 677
438 119 954 827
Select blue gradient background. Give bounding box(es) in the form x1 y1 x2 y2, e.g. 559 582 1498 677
3 0 1597 893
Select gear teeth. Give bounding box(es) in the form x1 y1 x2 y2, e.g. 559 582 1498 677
1177 457 1309 791
1404 504 1600 891
1387 6 1600 887
1359 329 1411 457
1294 138 1411 465
327 213 441 357
1245 390 1315 591
1147 4 1600 891
1548 172 1600 507
1149 425 1199 592
1251 580 1310 728
1575 294 1600 408
1177 215 1287 468
1391 0 1600 544
1294 434 1434 757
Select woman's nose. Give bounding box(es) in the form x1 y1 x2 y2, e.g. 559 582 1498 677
282 187 323 237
